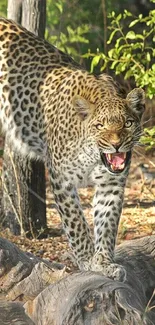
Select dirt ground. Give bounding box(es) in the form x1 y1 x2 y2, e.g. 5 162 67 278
0 146 155 272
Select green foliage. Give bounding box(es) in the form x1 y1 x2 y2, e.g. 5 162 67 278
105 9 155 99
46 0 89 60
46 24 89 58
0 0 7 17
45 0 124 64
90 7 155 98
88 1 155 149
141 127 155 150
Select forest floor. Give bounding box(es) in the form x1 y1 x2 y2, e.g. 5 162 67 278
0 146 155 273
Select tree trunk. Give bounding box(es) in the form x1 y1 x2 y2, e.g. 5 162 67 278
1 0 47 237
21 0 46 38
0 236 155 324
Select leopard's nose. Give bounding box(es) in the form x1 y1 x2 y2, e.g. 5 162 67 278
110 133 121 148
110 138 121 152
111 139 121 146
112 143 121 152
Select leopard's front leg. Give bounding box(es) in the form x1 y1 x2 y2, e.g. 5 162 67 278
49 171 94 270
92 166 129 280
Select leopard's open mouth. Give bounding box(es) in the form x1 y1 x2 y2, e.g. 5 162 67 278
100 151 131 174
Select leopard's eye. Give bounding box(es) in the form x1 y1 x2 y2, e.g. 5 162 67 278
95 123 104 130
125 120 133 128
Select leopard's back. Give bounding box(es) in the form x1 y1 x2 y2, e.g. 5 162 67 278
0 18 81 158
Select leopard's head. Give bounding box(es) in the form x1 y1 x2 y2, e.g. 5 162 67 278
73 85 145 174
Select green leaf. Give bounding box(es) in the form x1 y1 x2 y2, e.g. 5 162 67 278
108 49 114 58
115 62 126 73
135 34 144 40
101 60 108 71
115 37 124 49
129 19 139 27
146 52 151 62
107 29 119 44
56 2 63 14
67 26 74 36
90 55 101 73
110 61 118 69
126 53 131 59
126 31 136 39
124 70 133 79
77 25 89 35
116 14 122 22
101 53 106 59
124 10 132 17
139 14 143 19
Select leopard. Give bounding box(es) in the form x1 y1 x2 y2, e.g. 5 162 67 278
0 17 145 281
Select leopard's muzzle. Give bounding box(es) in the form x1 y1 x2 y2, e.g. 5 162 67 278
100 151 131 174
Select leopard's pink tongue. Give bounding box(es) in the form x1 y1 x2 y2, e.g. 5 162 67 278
106 153 126 170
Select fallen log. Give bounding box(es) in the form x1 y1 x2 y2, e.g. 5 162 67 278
0 301 35 325
0 237 65 299
0 235 155 324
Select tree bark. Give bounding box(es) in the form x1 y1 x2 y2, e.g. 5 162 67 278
0 236 155 324
21 0 46 38
7 0 22 22
1 0 47 237
0 302 35 325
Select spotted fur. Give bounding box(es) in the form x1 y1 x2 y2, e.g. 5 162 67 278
0 18 145 280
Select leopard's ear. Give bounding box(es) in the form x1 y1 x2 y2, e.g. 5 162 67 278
73 95 94 120
126 88 145 118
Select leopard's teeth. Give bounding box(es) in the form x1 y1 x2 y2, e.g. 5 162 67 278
107 153 111 160
110 162 125 171
120 162 125 169
111 164 115 171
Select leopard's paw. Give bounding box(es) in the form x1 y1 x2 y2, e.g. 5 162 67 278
91 253 126 282
78 259 92 271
